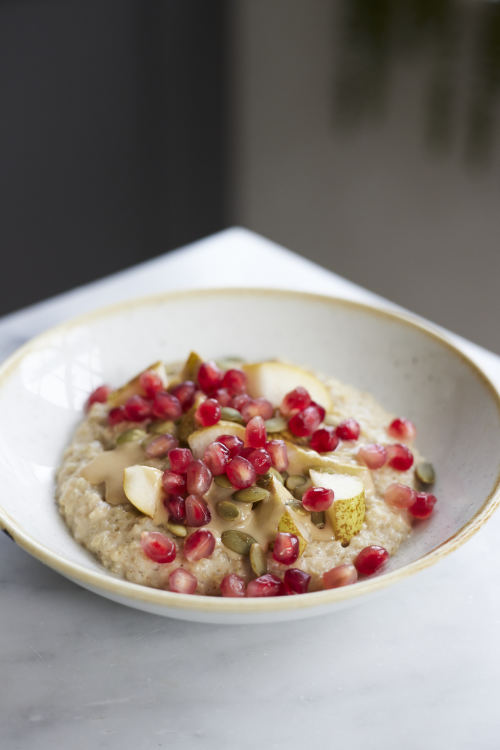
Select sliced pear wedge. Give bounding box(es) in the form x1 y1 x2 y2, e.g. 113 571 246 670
188 421 246 458
243 361 333 411
107 361 168 408
285 442 373 493
309 470 365 545
123 465 164 517
181 351 204 381
253 475 310 553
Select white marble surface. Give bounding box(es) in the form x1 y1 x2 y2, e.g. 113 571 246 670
1 228 499 749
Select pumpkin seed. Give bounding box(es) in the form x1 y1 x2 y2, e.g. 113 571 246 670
219 406 245 424
214 474 234 489
166 522 187 538
265 416 287 433
216 500 240 520
233 486 270 504
116 428 148 445
311 511 326 528
149 420 176 435
269 467 285 483
291 478 312 500
415 461 436 486
249 543 267 577
285 474 307 492
221 529 256 555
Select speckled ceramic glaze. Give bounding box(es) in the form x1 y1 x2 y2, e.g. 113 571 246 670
0 289 499 623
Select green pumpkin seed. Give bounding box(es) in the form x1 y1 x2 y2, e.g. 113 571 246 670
216 500 240 520
166 522 187 538
219 407 245 424
214 474 234 489
285 474 307 492
221 530 256 555
269 467 285 483
265 416 287 433
249 543 267 576
116 428 148 445
415 461 436 486
233 486 270 504
149 420 176 435
311 511 326 528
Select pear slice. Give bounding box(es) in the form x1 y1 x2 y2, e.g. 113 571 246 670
188 421 246 458
123 465 164 517
309 470 365 545
242 361 333 411
285 442 374 493
277 506 310 555
107 361 168 407
253 475 309 553
181 351 204 381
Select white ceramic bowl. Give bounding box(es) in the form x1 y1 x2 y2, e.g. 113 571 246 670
1 289 499 624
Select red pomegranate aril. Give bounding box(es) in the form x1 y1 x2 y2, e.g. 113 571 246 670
162 470 187 496
139 370 164 398
288 405 322 437
283 568 311 595
164 494 186 523
85 384 111 412
195 398 221 427
183 529 216 561
169 567 197 594
245 415 267 448
220 573 247 597
145 433 178 458
310 427 339 453
336 418 361 441
280 386 311 416
108 406 126 426
186 460 213 495
387 443 414 471
168 447 193 474
140 531 176 563
241 398 274 422
388 417 417 442
232 393 252 411
354 545 389 576
124 395 153 422
311 402 326 422
222 368 247 395
217 433 244 458
272 532 300 565
266 439 289 472
322 564 358 589
226 456 256 489
185 495 211 527
197 361 224 394
169 380 196 411
203 441 231 475
240 446 254 459
409 492 437 519
247 448 272 475
384 482 417 509
212 388 232 406
151 391 182 420
246 573 283 597
302 486 334 511
357 443 388 469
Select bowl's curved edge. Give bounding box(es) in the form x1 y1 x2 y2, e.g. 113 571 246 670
0 286 499 617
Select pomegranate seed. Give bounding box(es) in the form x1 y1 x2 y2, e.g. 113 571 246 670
186 460 212 495
354 546 389 576
232 393 252 411
357 443 388 469
203 441 231 475
197 361 223 394
302 486 334 511
195 398 221 427
140 531 176 563
272 532 300 564
409 492 437 519
108 406 126 425
185 495 211 526
388 417 416 442
164 494 186 522
226 456 256 489
241 398 274 422
169 380 196 411
386 443 414 471
310 427 339 453
280 386 311 416
246 573 283 597
245 415 267 448
212 387 232 406
169 567 197 594
266 439 289 472
384 482 416 509
168 447 193 474
124 395 153 422
222 368 247 395
217 433 244 458
183 529 216 561
311 402 326 422
322 564 358 589
139 370 164 398
145 433 178 458
85 384 111 411
162 470 187 496
336 418 360 441
283 568 311 595
240 446 254 459
220 573 247 597
151 391 182 420
288 405 321 437
247 448 272 475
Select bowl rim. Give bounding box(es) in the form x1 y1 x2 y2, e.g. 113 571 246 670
1 286 499 614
